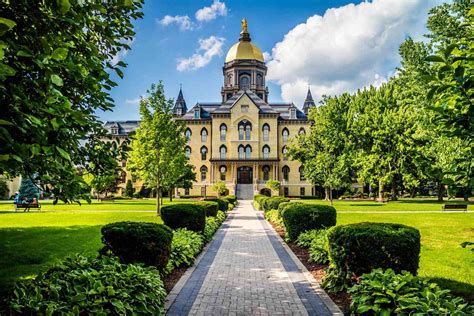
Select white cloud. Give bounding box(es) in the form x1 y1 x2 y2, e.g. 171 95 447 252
125 98 141 105
177 36 225 71
267 0 441 107
110 39 135 66
157 15 194 31
195 0 227 22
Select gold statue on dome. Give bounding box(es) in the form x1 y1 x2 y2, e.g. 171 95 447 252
241 18 248 33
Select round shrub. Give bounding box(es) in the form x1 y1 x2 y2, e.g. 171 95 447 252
282 203 337 240
277 201 292 216
100 221 172 271
263 196 290 212
10 255 167 315
226 195 237 204
259 196 271 211
204 197 228 212
196 201 219 217
253 194 266 204
161 203 206 233
328 222 420 286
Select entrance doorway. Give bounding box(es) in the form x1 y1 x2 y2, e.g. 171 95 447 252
237 166 253 184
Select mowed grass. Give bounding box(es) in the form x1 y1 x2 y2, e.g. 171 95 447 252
0 199 171 300
300 199 474 300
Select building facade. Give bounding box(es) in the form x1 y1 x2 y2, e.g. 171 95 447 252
105 21 316 198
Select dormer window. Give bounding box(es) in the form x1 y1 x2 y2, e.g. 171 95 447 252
290 108 296 119
241 104 249 113
111 127 118 135
176 108 182 115
194 107 200 119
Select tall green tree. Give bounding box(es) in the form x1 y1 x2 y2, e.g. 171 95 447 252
0 0 143 202
288 94 353 205
124 179 134 198
18 176 40 201
128 83 192 215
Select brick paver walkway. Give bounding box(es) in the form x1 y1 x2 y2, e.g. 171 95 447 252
166 200 339 316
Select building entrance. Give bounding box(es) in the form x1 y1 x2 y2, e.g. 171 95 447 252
237 166 253 184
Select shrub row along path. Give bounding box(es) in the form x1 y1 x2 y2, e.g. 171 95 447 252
166 200 341 315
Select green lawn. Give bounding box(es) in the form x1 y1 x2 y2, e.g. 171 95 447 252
300 199 474 300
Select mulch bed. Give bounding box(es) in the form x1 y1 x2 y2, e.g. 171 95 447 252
269 221 351 314
163 266 188 293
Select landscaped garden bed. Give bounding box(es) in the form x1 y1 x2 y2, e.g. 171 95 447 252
256 195 474 315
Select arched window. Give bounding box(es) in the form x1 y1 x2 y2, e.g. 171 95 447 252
262 124 270 141
245 145 252 159
238 145 245 159
201 128 208 142
282 128 289 143
200 165 208 181
220 145 227 159
185 146 191 158
290 108 296 119
256 73 263 87
240 75 250 90
220 165 227 181
238 120 251 140
282 146 288 160
282 166 290 181
299 165 305 181
200 146 208 160
185 128 192 140
220 124 227 141
262 145 270 159
262 165 270 181
299 128 306 135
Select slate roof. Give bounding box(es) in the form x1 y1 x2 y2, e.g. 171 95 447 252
103 120 140 136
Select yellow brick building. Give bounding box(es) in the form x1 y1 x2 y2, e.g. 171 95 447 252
105 22 316 199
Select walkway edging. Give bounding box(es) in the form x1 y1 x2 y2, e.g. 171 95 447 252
254 205 343 315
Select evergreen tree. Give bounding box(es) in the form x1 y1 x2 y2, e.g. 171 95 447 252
18 177 39 201
124 180 134 198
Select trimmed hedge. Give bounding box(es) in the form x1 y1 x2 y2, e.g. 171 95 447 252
10 255 167 315
282 203 336 240
277 201 292 216
100 221 172 272
224 195 237 205
204 197 228 212
161 203 206 233
261 196 290 212
203 210 226 243
327 222 420 289
196 201 219 217
254 194 266 205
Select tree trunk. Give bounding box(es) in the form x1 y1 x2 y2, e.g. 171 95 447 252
437 181 444 202
156 179 161 217
378 179 384 201
391 177 398 201
169 188 173 202
324 187 330 201
463 194 469 202
329 187 333 206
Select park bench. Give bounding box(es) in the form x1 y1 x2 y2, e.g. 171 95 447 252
99 197 115 203
15 203 41 212
442 204 467 212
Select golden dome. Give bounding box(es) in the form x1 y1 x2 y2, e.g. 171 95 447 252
225 18 264 63
225 41 264 63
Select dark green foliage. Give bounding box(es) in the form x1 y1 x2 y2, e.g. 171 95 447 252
261 196 290 212
196 201 219 217
9 255 166 315
100 221 172 272
165 229 204 275
258 196 270 210
0 179 9 199
264 209 284 228
18 177 39 201
296 229 330 264
203 211 226 243
253 194 266 204
326 222 420 291
349 269 474 315
226 195 237 204
161 203 206 233
205 198 228 212
0 1 142 202
277 201 292 216
282 203 337 240
124 180 134 198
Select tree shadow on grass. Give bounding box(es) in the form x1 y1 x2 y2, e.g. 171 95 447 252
347 204 384 207
398 199 473 205
424 277 474 303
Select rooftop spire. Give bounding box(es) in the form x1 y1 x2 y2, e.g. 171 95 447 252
239 18 251 42
302 87 316 115
173 86 187 116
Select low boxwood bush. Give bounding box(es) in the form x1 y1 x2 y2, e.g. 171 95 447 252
226 195 237 205
10 255 167 315
277 201 292 216
325 222 420 291
205 198 228 212
165 228 204 275
264 209 284 228
262 196 290 212
254 194 266 203
161 203 206 233
296 228 330 264
196 201 219 217
282 203 336 240
100 221 172 272
349 269 474 315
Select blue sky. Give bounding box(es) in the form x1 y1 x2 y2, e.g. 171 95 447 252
99 0 440 121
